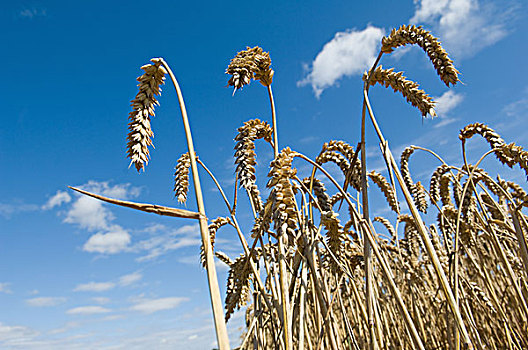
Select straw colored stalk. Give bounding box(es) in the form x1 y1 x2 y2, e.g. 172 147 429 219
158 58 230 349
362 90 473 349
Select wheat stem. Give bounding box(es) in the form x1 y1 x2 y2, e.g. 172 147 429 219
159 58 230 350
268 85 279 158
361 50 383 350
363 90 473 349
296 153 426 350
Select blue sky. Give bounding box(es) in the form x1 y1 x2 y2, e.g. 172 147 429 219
1 0 527 348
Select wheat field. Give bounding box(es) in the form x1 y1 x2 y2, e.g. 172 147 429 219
74 24 528 350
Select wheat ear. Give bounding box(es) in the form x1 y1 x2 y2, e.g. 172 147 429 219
460 123 528 180
381 24 459 86
368 171 400 213
430 164 451 204
225 253 256 322
374 216 396 238
226 46 274 93
201 217 232 268
174 152 192 203
364 66 436 117
234 119 273 190
126 58 167 172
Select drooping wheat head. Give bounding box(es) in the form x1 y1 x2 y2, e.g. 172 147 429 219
234 119 273 190
267 147 299 239
226 46 274 93
368 171 400 213
364 66 436 117
381 24 459 86
126 58 167 172
174 152 192 203
200 217 232 267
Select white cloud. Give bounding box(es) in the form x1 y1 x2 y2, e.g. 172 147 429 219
42 191 71 210
0 203 39 218
66 306 111 315
298 25 384 97
434 90 464 115
92 297 110 305
503 93 528 117
0 322 39 343
134 225 201 262
0 321 219 349
433 117 458 128
78 181 140 200
64 196 113 231
48 321 80 335
82 225 131 254
410 0 511 57
0 283 12 294
18 8 47 19
74 282 116 292
26 297 66 307
63 181 140 230
130 297 189 314
119 272 142 286
60 181 140 255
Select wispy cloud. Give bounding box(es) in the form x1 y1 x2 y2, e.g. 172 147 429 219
26 297 66 307
0 320 219 349
0 283 12 294
495 88 528 143
74 271 143 294
134 224 201 262
410 0 513 58
434 90 464 116
129 297 189 314
0 203 39 218
42 191 71 210
47 321 80 335
73 282 116 293
66 306 111 315
0 322 39 343
18 7 47 20
503 92 528 118
298 26 384 97
118 271 142 286
92 297 110 305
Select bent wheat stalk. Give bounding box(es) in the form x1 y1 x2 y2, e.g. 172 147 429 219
159 58 231 350
363 90 473 349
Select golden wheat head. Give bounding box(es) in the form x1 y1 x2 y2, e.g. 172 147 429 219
126 58 167 172
381 25 459 86
226 46 273 93
364 66 436 117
